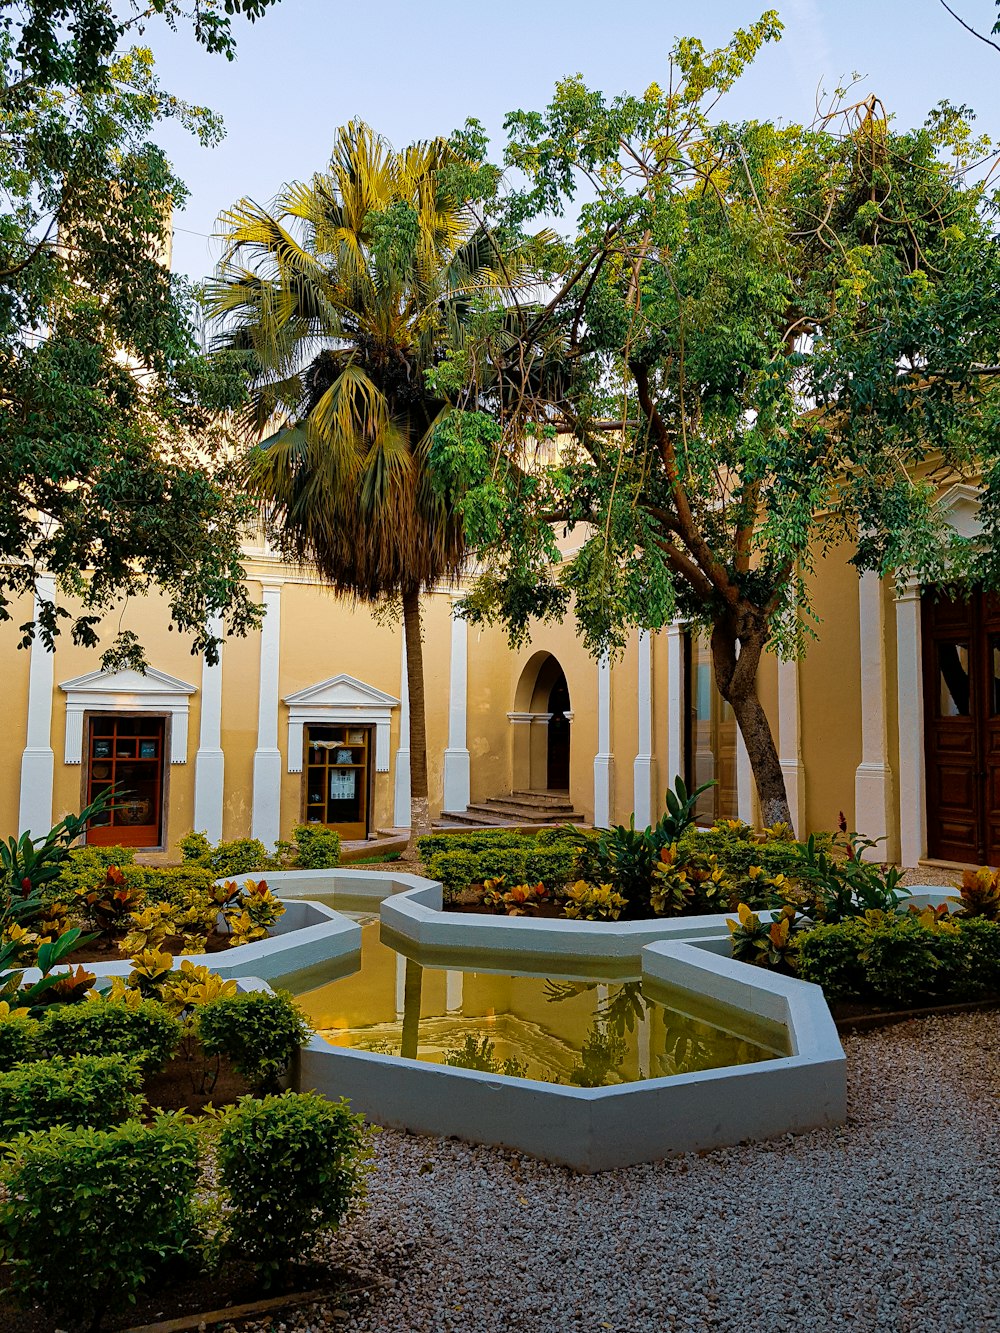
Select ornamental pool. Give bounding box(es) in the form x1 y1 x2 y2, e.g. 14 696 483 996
276 904 789 1088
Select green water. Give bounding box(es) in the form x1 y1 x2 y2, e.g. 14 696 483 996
278 908 789 1087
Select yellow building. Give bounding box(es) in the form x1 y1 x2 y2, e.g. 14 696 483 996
1 481 986 869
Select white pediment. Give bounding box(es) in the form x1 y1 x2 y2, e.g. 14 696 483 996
935 483 983 541
60 667 197 698
59 667 197 766
283 674 399 774
283 674 399 710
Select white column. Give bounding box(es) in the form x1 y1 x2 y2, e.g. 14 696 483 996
855 572 897 861
193 614 225 842
777 656 806 834
393 630 411 828
666 624 685 790
251 581 282 848
895 579 925 868
441 600 471 813
593 654 614 828
633 630 656 828
18 576 56 837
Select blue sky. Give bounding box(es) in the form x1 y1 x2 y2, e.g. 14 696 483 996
148 0 1000 283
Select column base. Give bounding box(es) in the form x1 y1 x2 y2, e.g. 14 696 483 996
251 747 282 848
593 753 615 829
193 748 225 843
632 754 656 830
442 747 471 813
18 747 54 837
779 760 807 836
854 761 897 861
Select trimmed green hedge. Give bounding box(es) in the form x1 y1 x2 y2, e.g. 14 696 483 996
0 1012 40 1073
216 1091 370 1280
39 998 182 1072
0 1054 143 1136
0 1117 202 1327
196 990 310 1093
424 844 578 893
799 915 1000 1007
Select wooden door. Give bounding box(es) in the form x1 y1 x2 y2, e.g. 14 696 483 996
86 715 166 848
922 588 1000 864
303 724 371 839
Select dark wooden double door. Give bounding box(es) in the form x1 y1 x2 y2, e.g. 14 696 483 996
923 589 1000 864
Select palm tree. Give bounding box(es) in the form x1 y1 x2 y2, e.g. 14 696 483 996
207 121 521 842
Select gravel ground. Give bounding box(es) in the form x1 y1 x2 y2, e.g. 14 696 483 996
223 1010 1000 1333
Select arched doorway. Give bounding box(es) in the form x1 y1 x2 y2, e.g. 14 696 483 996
512 652 572 793
546 669 571 791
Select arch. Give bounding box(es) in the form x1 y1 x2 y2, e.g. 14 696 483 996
510 653 572 793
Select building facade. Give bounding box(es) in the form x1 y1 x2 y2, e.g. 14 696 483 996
1 483 988 868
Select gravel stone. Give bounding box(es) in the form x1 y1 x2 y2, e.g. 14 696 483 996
225 1011 1000 1333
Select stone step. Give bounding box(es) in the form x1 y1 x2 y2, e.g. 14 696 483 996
463 800 584 823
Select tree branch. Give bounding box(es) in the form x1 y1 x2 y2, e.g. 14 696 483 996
938 0 1000 54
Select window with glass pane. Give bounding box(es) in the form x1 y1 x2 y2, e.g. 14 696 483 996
304 724 369 834
86 715 165 846
938 642 971 716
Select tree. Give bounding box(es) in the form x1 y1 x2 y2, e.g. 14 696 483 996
0 1 283 665
207 121 539 838
430 13 1000 829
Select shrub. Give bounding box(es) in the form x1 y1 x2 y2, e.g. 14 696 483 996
127 864 217 907
216 1090 370 1282
861 918 943 1007
196 989 310 1092
957 917 1000 994
40 996 182 1072
727 903 801 973
424 844 578 896
179 832 270 878
290 824 341 869
561 879 627 921
49 845 136 901
417 829 529 860
952 867 1000 920
798 920 873 999
0 1006 40 1072
0 1116 202 1329
0 1054 142 1136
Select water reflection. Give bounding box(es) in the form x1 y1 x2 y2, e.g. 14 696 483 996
284 916 787 1086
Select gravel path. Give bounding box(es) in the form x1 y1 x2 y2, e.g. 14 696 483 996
230 1011 1000 1333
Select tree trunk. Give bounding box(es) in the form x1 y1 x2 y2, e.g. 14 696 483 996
710 614 793 831
401 585 431 854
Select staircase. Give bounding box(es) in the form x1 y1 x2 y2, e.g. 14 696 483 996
439 789 586 828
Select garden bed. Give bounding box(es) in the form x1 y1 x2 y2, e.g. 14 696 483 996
830 994 1000 1032
0 1258 352 1333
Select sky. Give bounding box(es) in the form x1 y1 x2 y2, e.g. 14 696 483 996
145 0 1000 284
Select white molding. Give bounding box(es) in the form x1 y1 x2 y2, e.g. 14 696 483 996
633 629 656 828
393 632 411 828
854 572 896 860
935 482 983 540
442 601 471 812
193 615 225 842
252 582 282 847
777 656 806 834
895 578 925 868
19 576 56 836
283 674 400 775
593 654 614 828
59 665 196 766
